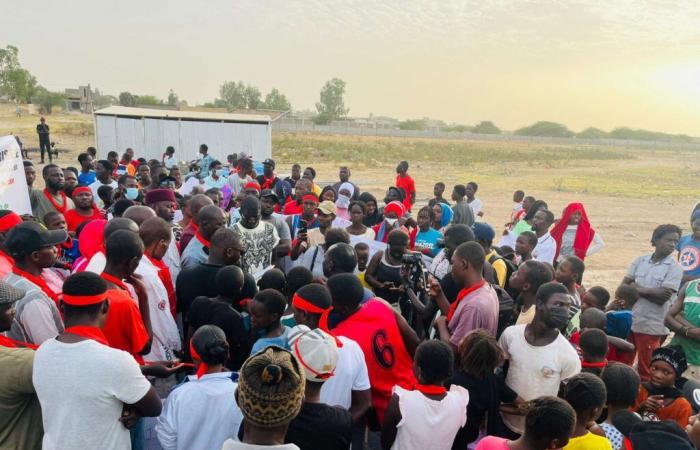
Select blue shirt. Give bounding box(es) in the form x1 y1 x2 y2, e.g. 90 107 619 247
678 234 700 278
415 228 443 257
250 326 290 355
78 171 96 185
606 310 633 339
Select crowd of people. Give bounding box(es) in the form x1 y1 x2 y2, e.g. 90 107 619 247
1 142 700 450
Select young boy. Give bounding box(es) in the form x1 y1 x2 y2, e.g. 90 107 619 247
579 328 609 376
570 308 635 365
355 242 371 288
465 181 483 218
634 345 693 427
605 284 638 339
248 288 290 355
581 286 611 311
508 260 554 325
381 340 468 450
559 373 611 450
395 161 415 213
428 182 450 207
515 231 537 264
43 211 79 270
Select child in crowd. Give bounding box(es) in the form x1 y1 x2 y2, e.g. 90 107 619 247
559 373 611 450
555 255 586 305
382 340 469 450
414 206 443 257
451 330 522 447
429 182 450 207
258 268 287 293
515 231 537 264
570 308 635 364
581 286 610 311
634 345 693 427
43 211 79 270
280 266 313 328
355 242 371 288
475 396 576 450
579 328 609 376
248 289 290 355
600 363 641 450
605 284 638 339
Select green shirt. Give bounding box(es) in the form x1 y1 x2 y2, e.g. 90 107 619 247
0 347 43 450
672 279 700 365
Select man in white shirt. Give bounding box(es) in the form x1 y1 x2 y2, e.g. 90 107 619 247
498 281 580 435
465 181 484 218
89 160 118 208
33 271 161 450
532 209 556 265
231 196 279 276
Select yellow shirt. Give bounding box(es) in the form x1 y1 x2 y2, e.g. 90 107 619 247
515 305 536 325
486 250 507 288
312 183 322 197
564 432 612 450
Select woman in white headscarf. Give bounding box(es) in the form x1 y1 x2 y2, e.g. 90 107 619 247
334 182 355 221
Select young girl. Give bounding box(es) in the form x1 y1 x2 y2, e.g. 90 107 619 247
248 289 290 355
451 330 522 447
600 362 641 450
381 340 469 450
345 201 375 239
414 206 443 257
514 231 537 264
634 345 693 427
475 396 575 450
560 373 612 450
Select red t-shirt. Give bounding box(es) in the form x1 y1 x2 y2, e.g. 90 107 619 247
395 174 415 212
101 289 149 364
569 330 634 364
64 208 103 232
283 200 303 216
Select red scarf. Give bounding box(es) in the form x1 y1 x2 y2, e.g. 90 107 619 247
0 334 38 349
195 231 210 248
190 340 209 379
64 325 109 346
100 272 129 291
581 360 608 369
261 174 276 190
414 383 447 395
43 188 69 214
146 254 176 319
549 202 595 261
12 266 60 305
446 280 487 322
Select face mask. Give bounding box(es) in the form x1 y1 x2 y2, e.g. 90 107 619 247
125 187 139 200
385 218 398 227
545 306 570 329
336 195 350 209
217 168 229 177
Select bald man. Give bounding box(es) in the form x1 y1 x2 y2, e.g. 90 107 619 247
84 217 139 274
123 205 156 226
181 205 226 270
179 194 214 254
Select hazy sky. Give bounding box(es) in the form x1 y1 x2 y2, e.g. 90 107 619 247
7 1 700 134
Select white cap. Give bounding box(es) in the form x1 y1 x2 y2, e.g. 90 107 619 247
288 325 339 382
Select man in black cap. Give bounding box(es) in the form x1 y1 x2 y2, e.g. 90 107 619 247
3 222 68 345
261 189 291 265
256 158 280 191
0 279 44 449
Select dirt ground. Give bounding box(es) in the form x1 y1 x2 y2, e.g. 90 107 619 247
2 104 697 294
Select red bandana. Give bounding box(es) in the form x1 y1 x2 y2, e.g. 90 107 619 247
446 280 487 322
43 188 69 214
195 231 210 248
64 325 109 346
414 383 447 395
190 340 209 379
581 360 608 369
100 272 129 291
0 334 38 349
292 293 329 314
12 266 60 305
261 175 276 190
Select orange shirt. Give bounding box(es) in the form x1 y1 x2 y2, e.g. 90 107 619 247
395 174 415 212
64 208 103 232
101 289 149 364
633 384 692 428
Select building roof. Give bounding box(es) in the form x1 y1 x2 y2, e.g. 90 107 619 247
94 106 271 123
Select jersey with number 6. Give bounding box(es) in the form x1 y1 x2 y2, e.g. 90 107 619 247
333 298 416 424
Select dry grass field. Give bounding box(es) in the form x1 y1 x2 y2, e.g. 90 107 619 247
2 104 698 293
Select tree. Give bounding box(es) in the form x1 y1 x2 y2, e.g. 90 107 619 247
93 89 118 108
314 78 349 124
398 119 427 130
243 85 262 109
0 45 20 95
136 95 162 106
167 89 179 106
577 127 608 139
515 121 575 138
263 88 291 110
119 91 136 106
218 81 246 111
32 87 65 114
472 121 501 134
0 46 38 102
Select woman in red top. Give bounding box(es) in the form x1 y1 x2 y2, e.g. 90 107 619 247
64 186 103 233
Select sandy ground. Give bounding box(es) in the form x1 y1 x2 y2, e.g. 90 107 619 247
2 105 697 294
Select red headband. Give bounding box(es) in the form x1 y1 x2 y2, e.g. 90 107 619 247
71 186 92 198
292 293 328 314
302 194 319 204
244 181 261 192
190 340 209 379
0 212 22 232
62 293 107 306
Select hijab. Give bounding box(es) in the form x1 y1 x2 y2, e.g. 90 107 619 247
438 202 453 229
360 192 382 227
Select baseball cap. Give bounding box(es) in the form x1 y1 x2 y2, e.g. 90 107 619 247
262 158 275 168
472 222 495 242
5 222 68 256
0 280 25 305
288 325 339 382
260 189 279 201
317 200 337 216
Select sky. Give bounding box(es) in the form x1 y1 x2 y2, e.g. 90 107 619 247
6 0 700 134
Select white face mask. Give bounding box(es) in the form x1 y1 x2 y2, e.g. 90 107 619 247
336 194 350 209
385 218 398 227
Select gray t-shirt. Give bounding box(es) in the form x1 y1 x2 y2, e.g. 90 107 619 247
263 213 291 241
628 253 683 335
3 273 64 345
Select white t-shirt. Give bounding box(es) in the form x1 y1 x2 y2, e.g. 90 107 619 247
533 232 556 265
320 335 371 409
88 179 118 208
468 198 483 216
163 155 177 169
33 338 152 450
390 385 469 450
222 441 299 450
156 372 243 450
498 324 580 434
231 221 279 275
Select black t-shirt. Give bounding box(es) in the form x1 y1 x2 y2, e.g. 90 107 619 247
175 262 222 319
285 402 352 450
449 372 517 448
188 296 249 370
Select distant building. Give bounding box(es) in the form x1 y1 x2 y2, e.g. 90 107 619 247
64 85 94 113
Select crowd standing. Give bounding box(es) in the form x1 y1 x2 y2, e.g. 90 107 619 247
2 142 700 450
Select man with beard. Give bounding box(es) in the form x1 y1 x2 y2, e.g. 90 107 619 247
33 164 74 223
231 196 279 275
64 186 103 233
260 190 291 262
145 189 182 282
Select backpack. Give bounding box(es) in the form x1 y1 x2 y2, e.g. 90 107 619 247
488 253 518 293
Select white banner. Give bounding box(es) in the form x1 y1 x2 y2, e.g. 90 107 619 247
0 135 31 214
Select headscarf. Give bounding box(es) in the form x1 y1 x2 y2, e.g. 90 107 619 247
72 219 107 272
438 202 453 229
651 345 687 378
549 202 595 261
337 182 355 199
360 192 382 227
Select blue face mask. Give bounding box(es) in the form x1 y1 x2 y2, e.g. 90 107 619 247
125 187 139 200
216 168 228 177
